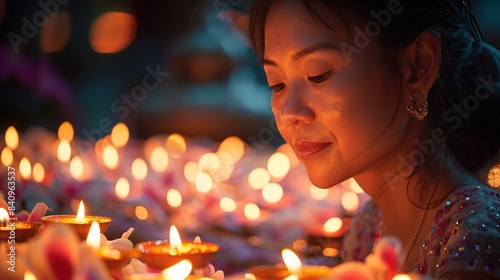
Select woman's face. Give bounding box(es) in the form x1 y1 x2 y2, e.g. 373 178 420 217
263 1 412 188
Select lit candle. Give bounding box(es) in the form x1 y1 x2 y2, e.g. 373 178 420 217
41 200 112 239
86 221 129 273
0 208 41 243
248 249 331 280
135 225 219 270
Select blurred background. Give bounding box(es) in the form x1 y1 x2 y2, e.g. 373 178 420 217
0 0 498 143
0 0 499 276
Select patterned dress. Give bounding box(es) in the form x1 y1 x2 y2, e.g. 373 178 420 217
341 185 500 278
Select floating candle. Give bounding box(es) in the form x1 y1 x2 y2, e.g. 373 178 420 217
135 225 219 270
41 201 111 240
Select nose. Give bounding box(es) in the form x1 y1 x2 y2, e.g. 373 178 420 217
280 86 315 126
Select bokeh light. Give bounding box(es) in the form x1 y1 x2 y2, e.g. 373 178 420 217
39 12 71 52
89 12 136 53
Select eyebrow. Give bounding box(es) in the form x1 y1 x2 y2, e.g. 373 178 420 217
262 42 341 65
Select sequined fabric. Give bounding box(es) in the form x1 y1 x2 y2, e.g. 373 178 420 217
341 185 500 278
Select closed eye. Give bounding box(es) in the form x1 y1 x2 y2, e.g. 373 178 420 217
308 71 332 84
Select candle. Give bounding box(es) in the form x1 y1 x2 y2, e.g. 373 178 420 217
87 221 130 273
248 249 331 280
41 201 112 239
0 208 41 243
135 225 219 270
127 260 213 280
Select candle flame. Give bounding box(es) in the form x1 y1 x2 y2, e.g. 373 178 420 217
58 121 74 142
111 122 129 147
0 208 9 224
86 221 101 250
165 133 186 158
19 157 32 179
323 217 343 234
262 182 283 203
76 201 85 223
161 259 192 280
70 156 84 179
102 145 119 170
166 189 182 208
24 271 37 280
131 158 148 181
392 274 412 280
243 203 260 220
169 225 182 251
282 249 302 275
267 152 290 180
57 139 71 163
32 162 45 183
150 146 169 172
115 177 130 200
5 126 19 150
1 147 13 166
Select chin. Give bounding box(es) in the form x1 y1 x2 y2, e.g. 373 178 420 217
306 165 351 189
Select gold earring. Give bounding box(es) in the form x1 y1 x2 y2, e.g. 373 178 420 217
407 89 428 120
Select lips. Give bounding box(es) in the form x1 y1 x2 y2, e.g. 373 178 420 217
294 141 332 158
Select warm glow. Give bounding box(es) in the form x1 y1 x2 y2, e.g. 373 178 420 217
89 12 136 53
262 182 283 203
161 259 192 280
58 121 74 142
5 126 19 150
166 133 186 158
310 185 329 200
198 153 220 173
86 221 101 250
70 156 84 179
135 206 148 220
243 203 260 220
1 147 13 166
102 145 119 170
131 158 148 181
215 151 234 181
277 143 300 167
183 161 199 184
267 152 290 179
282 249 302 275
248 168 270 190
166 189 182 208
57 139 71 163
488 164 500 188
348 178 364 193
218 136 245 163
392 274 412 280
24 271 37 280
76 201 85 223
40 12 71 52
220 197 236 212
195 172 213 193
32 162 45 183
341 191 360 212
115 177 130 200
169 225 182 251
19 157 31 179
111 122 129 148
150 146 169 172
323 217 342 234
0 208 8 223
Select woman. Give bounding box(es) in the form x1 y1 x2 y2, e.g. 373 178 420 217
248 0 500 278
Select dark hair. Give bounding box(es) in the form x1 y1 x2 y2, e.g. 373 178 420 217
250 0 500 184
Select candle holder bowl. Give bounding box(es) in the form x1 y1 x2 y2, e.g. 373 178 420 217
41 215 112 239
135 240 219 270
0 221 43 243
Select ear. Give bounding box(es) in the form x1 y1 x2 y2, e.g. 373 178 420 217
399 31 441 99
